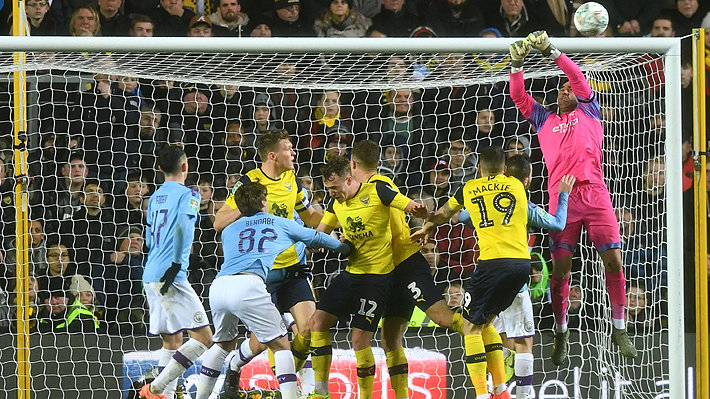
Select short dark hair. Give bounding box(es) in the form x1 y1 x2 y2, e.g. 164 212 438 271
654 14 674 30
233 181 267 216
478 146 505 175
157 145 186 175
505 154 531 183
257 129 290 160
130 14 154 30
68 151 85 164
350 140 379 171
320 155 351 181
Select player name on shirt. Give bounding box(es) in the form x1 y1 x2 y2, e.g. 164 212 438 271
245 218 275 227
468 182 512 197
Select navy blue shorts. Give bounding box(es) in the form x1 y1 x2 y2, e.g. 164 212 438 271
265 264 315 314
463 258 530 326
317 270 393 332
384 251 443 319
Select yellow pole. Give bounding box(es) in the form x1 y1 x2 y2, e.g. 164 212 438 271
12 1 30 399
694 28 709 399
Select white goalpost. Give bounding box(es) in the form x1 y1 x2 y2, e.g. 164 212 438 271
0 36 685 399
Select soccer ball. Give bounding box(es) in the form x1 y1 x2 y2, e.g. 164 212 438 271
574 2 609 36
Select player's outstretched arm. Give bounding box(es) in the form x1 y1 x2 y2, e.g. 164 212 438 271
289 220 352 255
528 30 593 99
406 200 428 219
410 202 457 244
527 174 575 232
298 206 324 228
214 203 242 233
509 39 538 120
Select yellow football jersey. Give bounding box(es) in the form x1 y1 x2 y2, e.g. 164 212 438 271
226 168 310 269
368 174 420 266
448 174 529 261
321 181 411 275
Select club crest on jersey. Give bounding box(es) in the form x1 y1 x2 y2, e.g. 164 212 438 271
193 312 206 324
189 198 199 212
524 321 533 333
284 181 292 191
359 194 370 205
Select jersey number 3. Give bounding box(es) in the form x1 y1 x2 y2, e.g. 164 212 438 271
470 193 516 228
238 228 278 253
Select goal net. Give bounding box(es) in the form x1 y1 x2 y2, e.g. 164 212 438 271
0 37 683 399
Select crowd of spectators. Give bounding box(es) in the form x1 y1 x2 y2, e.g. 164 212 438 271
0 0 703 335
0 0 706 39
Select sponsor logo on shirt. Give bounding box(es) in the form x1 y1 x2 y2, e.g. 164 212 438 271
552 116 579 134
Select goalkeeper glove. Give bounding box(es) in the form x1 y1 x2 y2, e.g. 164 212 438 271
509 40 531 68
159 262 182 295
527 30 561 59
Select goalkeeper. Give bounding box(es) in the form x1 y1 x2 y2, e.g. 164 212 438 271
508 31 637 365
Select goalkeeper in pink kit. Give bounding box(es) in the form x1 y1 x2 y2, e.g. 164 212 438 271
508 31 637 365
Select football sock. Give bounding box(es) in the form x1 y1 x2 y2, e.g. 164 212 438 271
274 349 298 399
550 275 570 332
605 270 627 330
515 353 534 399
464 334 488 398
230 338 256 371
355 347 376 399
386 348 409 399
158 348 177 399
311 330 332 395
292 332 310 371
152 339 208 395
482 324 506 391
196 345 229 399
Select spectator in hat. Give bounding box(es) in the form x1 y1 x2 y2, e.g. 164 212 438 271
25 0 57 35
267 0 314 36
68 274 106 333
149 0 196 36
370 0 421 37
244 92 280 149
209 0 250 36
249 20 272 36
37 289 98 333
423 0 485 37
69 5 101 36
188 14 213 36
129 14 155 36
504 136 532 158
97 0 130 36
314 0 371 37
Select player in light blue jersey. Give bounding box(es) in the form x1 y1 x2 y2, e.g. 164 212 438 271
195 181 351 399
140 145 213 399
459 154 575 399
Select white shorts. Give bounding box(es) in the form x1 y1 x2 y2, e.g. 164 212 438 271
210 275 287 344
492 291 535 339
145 280 209 336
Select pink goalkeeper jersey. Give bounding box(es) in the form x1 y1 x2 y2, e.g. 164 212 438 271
510 53 606 209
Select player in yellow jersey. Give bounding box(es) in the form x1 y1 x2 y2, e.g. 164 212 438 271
412 146 530 399
349 140 465 399
212 130 323 396
308 155 427 399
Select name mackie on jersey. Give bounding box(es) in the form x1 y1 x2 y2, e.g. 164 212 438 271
469 183 511 197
